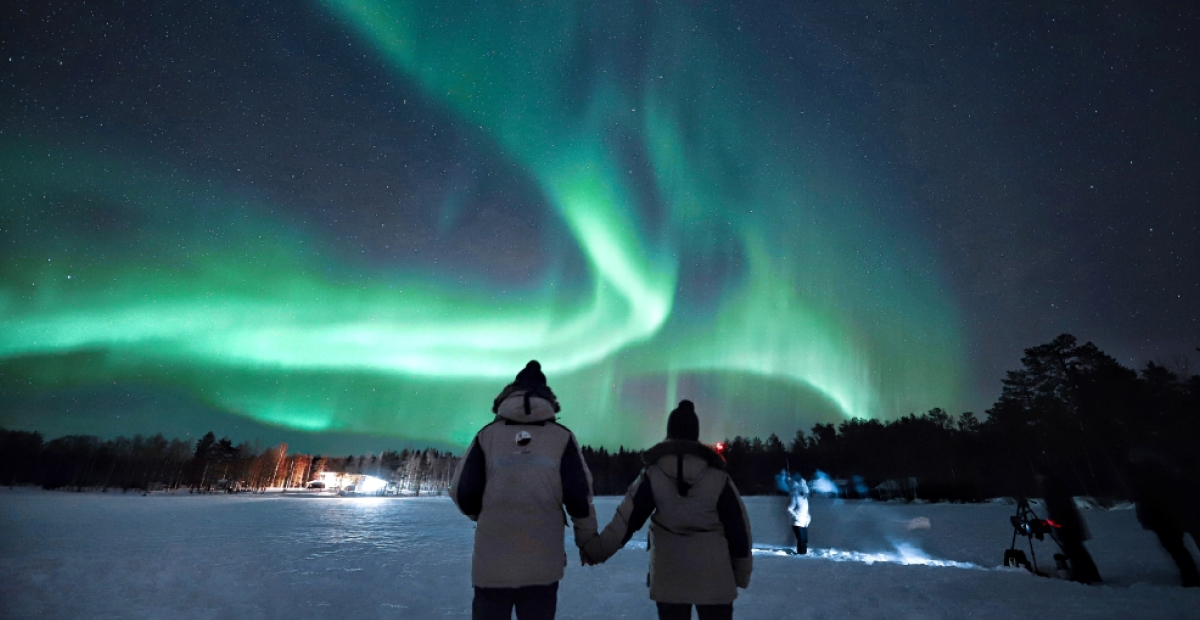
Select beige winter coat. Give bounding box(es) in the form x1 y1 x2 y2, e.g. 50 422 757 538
585 440 752 605
450 390 598 588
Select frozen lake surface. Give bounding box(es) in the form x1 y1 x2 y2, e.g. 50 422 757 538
2 488 1198 618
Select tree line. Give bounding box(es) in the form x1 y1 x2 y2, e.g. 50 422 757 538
3 334 1195 501
0 429 459 495
584 334 1199 501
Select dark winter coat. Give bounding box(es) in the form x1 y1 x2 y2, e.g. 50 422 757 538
450 389 598 588
1040 475 1089 543
1131 461 1190 534
584 440 753 605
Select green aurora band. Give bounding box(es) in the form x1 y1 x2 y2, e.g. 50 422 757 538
0 0 963 449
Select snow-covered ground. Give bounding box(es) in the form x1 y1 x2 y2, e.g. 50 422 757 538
2 488 1197 618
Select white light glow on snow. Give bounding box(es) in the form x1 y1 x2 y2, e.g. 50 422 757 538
733 543 979 569
356 475 388 495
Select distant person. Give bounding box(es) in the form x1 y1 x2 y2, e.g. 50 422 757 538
581 400 752 620
1129 448 1200 587
450 360 599 619
1036 467 1102 584
787 474 811 555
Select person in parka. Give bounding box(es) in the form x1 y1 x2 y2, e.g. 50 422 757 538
1129 448 1200 587
1035 467 1102 585
582 400 752 620
787 475 811 555
450 360 599 620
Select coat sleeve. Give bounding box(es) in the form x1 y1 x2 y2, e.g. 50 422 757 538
716 477 753 589
450 435 486 520
584 469 656 563
560 433 598 546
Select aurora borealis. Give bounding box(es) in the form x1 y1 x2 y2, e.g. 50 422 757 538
2 1 1196 452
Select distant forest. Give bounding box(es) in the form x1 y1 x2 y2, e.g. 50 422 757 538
0 430 459 496
3 334 1197 502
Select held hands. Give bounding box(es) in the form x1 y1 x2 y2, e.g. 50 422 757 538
579 534 602 566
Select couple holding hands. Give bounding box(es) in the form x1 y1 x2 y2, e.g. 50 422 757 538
451 361 753 620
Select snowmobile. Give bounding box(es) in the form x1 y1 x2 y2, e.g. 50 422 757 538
1003 497 1073 579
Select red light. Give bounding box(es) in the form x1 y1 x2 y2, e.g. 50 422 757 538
1045 519 1061 528
714 442 726 453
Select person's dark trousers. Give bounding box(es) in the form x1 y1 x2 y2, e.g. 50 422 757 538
1155 528 1200 587
473 582 558 620
791 525 809 555
1059 537 1102 584
656 602 733 620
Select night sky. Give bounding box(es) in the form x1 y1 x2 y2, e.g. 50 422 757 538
2 1 1196 454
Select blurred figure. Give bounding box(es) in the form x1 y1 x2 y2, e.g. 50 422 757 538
809 469 839 496
787 474 811 554
582 400 753 620
1128 448 1200 588
450 361 599 620
1035 467 1102 584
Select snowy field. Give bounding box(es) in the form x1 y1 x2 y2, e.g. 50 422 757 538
2 488 1198 618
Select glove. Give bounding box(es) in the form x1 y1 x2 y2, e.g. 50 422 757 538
733 556 752 589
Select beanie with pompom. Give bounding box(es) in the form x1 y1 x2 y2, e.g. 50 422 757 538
666 400 699 441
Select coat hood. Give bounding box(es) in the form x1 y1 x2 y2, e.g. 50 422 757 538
645 440 725 495
494 389 558 423
645 439 726 469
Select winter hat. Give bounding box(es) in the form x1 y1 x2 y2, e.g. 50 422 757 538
492 360 561 414
514 360 547 389
666 400 699 441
